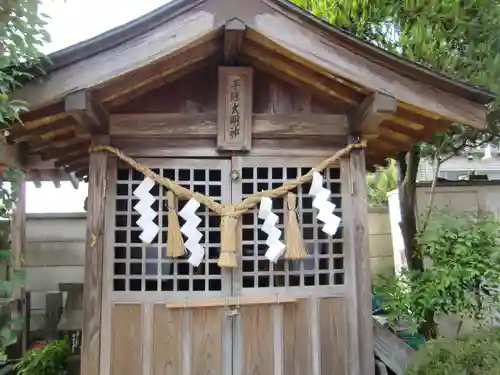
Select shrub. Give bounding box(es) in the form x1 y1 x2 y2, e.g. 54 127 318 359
406 328 500 375
375 211 500 336
14 338 70 375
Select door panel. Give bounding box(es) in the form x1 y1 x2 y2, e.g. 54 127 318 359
231 157 347 375
104 156 349 375
104 158 233 375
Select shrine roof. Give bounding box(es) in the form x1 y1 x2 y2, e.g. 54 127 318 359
4 0 495 183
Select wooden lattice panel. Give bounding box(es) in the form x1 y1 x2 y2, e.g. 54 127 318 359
239 166 344 289
113 161 230 294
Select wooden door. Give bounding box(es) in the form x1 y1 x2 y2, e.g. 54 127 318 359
231 156 348 375
102 158 234 375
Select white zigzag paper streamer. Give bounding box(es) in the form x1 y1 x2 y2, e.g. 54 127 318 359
258 197 285 263
179 198 205 267
133 177 159 244
309 171 341 236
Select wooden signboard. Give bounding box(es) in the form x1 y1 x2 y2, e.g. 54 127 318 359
217 67 253 151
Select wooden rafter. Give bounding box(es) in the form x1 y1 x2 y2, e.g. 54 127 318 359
251 12 488 128
242 41 363 104
223 18 246 65
100 38 221 105
9 116 75 143
349 92 397 139
55 151 88 168
12 10 218 110
64 90 109 135
40 139 89 161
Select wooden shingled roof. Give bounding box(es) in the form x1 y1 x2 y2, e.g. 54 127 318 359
5 0 493 184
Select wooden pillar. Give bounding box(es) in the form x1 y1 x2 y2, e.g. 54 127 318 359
350 146 375 375
81 135 109 375
10 177 27 353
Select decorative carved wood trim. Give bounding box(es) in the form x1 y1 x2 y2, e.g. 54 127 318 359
217 66 253 151
349 92 397 139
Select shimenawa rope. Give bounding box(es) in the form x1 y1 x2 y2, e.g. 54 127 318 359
90 139 366 267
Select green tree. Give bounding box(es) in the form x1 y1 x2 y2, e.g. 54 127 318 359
377 211 500 338
0 0 50 356
366 159 397 206
292 0 500 337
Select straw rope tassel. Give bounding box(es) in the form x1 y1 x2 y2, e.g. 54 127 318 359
166 190 185 258
284 192 307 260
218 208 239 268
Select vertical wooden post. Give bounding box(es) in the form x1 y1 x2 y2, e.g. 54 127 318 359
81 135 109 375
350 146 375 375
10 177 27 353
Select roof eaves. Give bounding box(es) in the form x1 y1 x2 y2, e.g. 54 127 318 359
274 0 495 105
46 0 203 72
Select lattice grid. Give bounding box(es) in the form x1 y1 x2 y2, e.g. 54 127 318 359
240 166 344 288
113 166 225 292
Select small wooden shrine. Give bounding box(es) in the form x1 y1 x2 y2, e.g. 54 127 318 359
4 0 492 374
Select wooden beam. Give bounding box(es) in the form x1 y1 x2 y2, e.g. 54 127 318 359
350 92 397 139
30 170 42 188
66 169 80 190
242 42 362 104
9 116 75 143
55 151 88 169
30 132 84 154
224 18 246 65
109 113 348 138
107 55 219 108
65 90 109 135
0 141 22 168
345 143 375 375
251 15 487 128
12 11 217 109
40 140 89 161
81 135 109 375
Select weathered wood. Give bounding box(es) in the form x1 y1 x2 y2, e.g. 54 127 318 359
242 41 363 104
9 116 75 143
224 18 246 64
373 318 415 375
54 151 88 169
0 141 22 168
109 112 347 138
12 10 217 109
250 15 487 128
217 66 253 151
45 292 63 341
80 135 108 375
166 295 297 309
110 112 217 137
350 92 397 138
102 37 220 105
30 170 42 188
375 359 389 375
110 305 142 375
64 90 109 134
67 170 80 189
350 145 375 375
40 139 89 161
253 114 347 137
28 132 81 153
